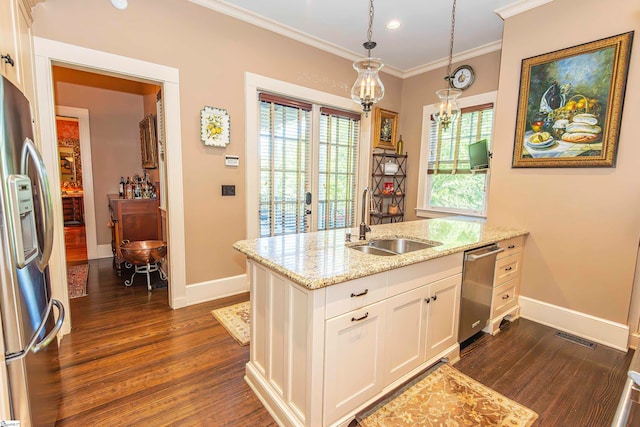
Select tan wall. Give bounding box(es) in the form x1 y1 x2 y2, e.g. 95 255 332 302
488 0 640 324
33 0 402 284
54 81 146 245
399 50 502 220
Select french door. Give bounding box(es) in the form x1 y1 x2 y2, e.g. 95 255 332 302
258 93 361 237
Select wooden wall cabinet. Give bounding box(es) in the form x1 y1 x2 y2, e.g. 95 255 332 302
108 194 161 271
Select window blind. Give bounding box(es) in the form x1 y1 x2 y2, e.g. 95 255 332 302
318 108 360 230
428 103 494 175
259 93 311 237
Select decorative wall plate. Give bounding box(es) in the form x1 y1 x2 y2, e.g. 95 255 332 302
200 106 230 147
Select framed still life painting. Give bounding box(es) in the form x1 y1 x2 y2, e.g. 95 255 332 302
373 108 398 150
512 31 633 168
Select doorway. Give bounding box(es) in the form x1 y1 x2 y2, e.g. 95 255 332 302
55 106 94 264
53 67 162 263
34 37 188 336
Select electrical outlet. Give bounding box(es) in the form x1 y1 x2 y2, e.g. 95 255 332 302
222 185 235 196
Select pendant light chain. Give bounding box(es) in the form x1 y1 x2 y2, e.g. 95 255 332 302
367 0 375 57
446 0 457 80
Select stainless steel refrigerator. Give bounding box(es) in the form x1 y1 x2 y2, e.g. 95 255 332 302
0 75 65 425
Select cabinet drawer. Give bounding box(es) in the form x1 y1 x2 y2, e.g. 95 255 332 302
494 253 520 286
325 272 387 319
387 252 463 296
491 278 518 317
496 236 524 259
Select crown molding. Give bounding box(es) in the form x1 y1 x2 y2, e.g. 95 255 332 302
189 0 404 78
495 0 554 20
402 40 502 79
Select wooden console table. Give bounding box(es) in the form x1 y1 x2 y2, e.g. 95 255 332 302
108 194 161 273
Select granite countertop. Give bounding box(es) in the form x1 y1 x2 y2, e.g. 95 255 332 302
233 217 528 290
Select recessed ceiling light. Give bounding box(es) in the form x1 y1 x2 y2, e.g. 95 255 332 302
386 20 401 30
110 0 128 10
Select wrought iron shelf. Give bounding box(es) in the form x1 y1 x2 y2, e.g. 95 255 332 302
370 152 407 226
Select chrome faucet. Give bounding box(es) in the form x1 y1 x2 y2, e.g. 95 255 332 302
359 187 371 240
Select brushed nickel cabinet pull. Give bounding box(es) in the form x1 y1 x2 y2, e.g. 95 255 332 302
505 266 513 271
351 312 369 322
502 294 510 300
351 289 369 298
508 244 516 249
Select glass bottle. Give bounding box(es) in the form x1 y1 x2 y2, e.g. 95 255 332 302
396 135 404 155
125 177 132 199
119 177 125 198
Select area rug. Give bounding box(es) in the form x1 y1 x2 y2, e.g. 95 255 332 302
67 264 89 299
357 363 538 427
211 301 250 346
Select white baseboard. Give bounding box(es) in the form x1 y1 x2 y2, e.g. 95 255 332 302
185 273 249 306
629 333 640 350
95 244 114 259
519 296 629 351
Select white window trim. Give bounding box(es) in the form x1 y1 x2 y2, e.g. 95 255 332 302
415 91 497 219
245 73 371 239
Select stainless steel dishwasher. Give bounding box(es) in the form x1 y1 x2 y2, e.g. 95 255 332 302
458 244 504 343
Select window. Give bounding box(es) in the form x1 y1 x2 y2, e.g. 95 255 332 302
258 93 361 237
417 92 497 217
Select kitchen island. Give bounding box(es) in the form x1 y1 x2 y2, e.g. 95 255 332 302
233 217 528 427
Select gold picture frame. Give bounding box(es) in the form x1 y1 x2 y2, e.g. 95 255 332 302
139 114 158 169
512 32 633 168
373 108 398 150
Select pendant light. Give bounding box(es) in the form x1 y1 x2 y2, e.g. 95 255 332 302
351 0 385 116
110 0 128 10
433 0 461 131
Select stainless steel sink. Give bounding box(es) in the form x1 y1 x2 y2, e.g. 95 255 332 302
349 238 441 256
369 238 440 254
349 245 397 256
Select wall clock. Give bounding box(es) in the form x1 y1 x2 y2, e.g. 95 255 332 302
450 65 475 90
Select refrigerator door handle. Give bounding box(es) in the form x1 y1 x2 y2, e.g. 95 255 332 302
5 299 65 363
21 137 54 272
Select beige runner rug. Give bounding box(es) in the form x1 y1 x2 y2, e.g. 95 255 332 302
357 363 537 427
211 301 250 346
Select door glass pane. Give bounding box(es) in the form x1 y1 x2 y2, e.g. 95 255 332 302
318 113 359 231
259 101 310 237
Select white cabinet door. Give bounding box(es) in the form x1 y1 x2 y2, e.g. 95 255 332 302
384 285 428 385
324 300 386 425
0 0 19 86
425 274 461 361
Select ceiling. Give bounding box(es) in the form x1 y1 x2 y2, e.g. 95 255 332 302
189 0 548 77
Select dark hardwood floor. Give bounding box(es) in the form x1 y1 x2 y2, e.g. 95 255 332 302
456 320 632 426
64 225 87 264
57 259 632 426
56 258 276 426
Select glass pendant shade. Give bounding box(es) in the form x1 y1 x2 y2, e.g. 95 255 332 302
351 58 385 115
433 88 462 130
110 0 128 9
